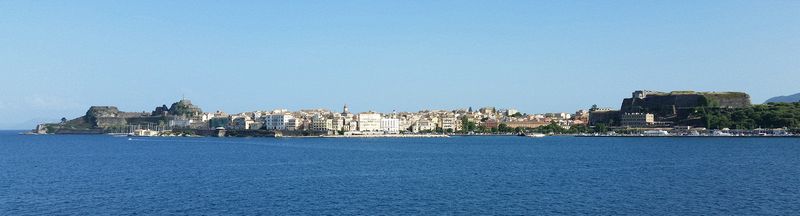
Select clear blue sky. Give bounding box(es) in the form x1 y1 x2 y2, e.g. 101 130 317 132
1 1 799 129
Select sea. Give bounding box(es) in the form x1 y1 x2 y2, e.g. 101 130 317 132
1 130 799 215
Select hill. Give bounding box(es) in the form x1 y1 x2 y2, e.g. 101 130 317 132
765 93 800 103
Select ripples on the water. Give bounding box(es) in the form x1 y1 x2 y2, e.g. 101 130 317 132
2 132 799 215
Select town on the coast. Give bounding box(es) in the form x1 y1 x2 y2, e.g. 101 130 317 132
31 90 800 137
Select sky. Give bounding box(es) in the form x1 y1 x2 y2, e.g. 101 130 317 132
1 1 799 129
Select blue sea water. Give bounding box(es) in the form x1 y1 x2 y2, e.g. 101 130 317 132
1 131 799 215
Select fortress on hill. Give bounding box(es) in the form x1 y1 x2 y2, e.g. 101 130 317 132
39 99 204 134
590 90 752 127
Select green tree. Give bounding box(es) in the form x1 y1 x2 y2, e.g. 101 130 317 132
594 124 608 133
699 102 800 129
477 125 487 133
498 123 510 133
461 118 477 132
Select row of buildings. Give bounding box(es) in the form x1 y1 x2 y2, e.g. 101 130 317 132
171 104 589 134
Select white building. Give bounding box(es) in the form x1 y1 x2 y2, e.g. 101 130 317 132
263 114 295 130
506 109 519 116
380 118 400 134
169 118 193 128
271 109 289 114
545 112 572 120
440 116 459 132
357 112 382 132
200 113 215 122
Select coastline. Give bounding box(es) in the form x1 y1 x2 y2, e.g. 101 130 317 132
575 134 800 138
15 130 800 139
297 134 450 138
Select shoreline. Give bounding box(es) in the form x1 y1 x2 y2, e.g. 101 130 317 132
17 132 800 138
294 134 450 138
575 135 800 138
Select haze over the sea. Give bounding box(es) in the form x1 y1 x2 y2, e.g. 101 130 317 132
1 1 799 129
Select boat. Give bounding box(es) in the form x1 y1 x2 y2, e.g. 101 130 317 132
642 130 669 136
711 130 733 136
525 133 546 138
129 129 161 137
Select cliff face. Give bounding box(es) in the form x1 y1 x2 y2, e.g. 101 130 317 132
84 106 121 127
82 106 157 128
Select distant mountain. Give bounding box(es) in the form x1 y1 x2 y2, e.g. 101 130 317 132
765 93 800 103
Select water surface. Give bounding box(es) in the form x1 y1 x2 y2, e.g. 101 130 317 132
2 131 799 215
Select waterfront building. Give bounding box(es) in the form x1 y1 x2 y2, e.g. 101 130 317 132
357 112 382 132
348 121 358 132
331 115 345 132
620 113 655 127
399 116 419 132
263 114 295 130
311 114 333 131
440 115 459 132
380 118 400 134
169 118 193 128
417 118 437 131
503 120 549 129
